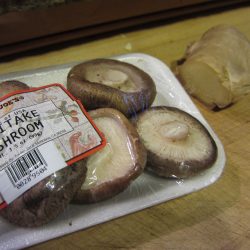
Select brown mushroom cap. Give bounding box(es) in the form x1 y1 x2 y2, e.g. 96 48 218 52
0 161 87 227
0 80 87 227
67 59 156 117
132 106 217 178
0 80 29 97
72 108 147 203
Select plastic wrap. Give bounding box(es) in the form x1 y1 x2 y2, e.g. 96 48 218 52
66 57 217 180
67 58 156 117
73 108 146 203
0 53 226 249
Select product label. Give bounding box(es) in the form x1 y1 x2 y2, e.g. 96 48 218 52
0 84 106 208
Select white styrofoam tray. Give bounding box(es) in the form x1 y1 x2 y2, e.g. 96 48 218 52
0 53 226 250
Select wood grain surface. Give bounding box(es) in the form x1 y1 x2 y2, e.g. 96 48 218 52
0 0 247 57
0 5 250 250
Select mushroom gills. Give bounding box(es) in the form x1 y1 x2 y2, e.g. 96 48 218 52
73 108 146 203
82 116 135 189
134 106 217 178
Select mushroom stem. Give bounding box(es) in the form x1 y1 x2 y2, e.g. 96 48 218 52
133 106 217 178
159 121 189 141
101 69 128 86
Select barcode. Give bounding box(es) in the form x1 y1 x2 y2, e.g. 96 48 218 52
5 148 47 185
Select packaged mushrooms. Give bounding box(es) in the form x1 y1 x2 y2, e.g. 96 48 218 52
0 55 221 234
67 58 218 180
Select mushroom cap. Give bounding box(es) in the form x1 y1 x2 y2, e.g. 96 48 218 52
67 59 156 117
73 108 147 203
132 106 217 178
0 161 87 227
0 80 87 227
0 80 29 97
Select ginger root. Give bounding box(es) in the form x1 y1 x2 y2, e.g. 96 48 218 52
175 25 250 109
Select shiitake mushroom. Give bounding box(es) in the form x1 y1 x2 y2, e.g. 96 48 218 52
132 106 217 178
0 80 87 227
72 108 147 203
67 58 156 117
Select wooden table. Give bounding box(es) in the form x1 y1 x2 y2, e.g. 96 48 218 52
1 5 250 250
